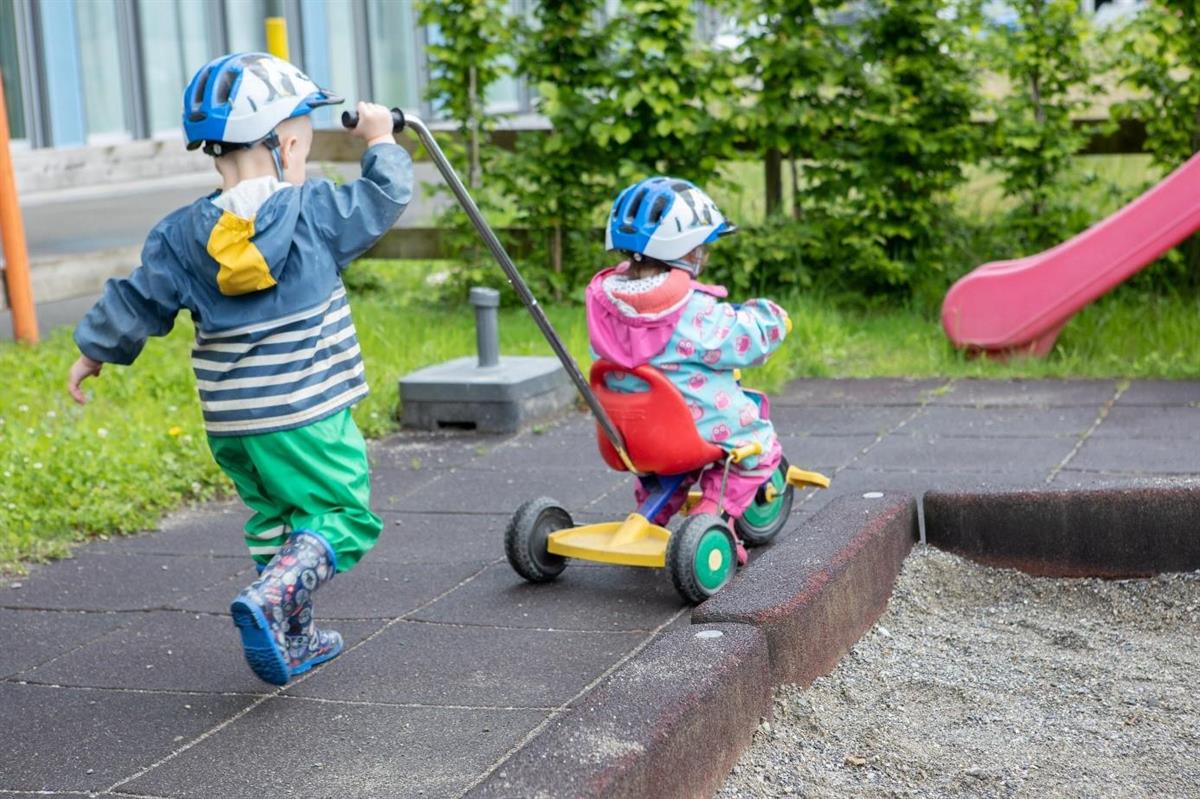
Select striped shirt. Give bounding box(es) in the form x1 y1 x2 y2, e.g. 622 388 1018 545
192 287 368 435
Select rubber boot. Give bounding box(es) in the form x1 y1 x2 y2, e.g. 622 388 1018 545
285 595 344 677
230 530 336 686
251 559 345 677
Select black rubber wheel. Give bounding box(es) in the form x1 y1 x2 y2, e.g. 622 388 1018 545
735 456 795 547
505 497 571 583
667 513 737 604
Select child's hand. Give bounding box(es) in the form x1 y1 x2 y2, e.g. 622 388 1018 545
67 355 103 405
348 102 395 148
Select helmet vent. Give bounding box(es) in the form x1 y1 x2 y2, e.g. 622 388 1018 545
626 189 647 222
648 195 669 224
213 69 237 105
192 67 213 108
672 181 691 192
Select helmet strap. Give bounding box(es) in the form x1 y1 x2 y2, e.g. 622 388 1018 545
262 131 284 181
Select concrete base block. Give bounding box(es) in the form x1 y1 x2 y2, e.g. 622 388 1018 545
399 355 576 433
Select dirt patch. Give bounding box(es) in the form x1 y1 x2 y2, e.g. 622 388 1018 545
718 547 1200 798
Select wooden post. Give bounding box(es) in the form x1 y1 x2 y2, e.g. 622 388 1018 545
0 68 37 343
764 147 783 218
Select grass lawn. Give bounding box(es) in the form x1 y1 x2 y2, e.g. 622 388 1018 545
1 152 1196 573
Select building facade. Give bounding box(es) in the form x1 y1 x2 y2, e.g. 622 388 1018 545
0 0 531 150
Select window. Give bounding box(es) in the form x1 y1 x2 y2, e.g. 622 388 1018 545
224 0 268 53
139 0 216 136
366 0 422 112
0 0 26 141
76 0 131 141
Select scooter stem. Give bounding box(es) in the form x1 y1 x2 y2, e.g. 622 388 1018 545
401 116 633 466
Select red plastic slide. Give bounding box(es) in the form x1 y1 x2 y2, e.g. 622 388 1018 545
942 151 1200 356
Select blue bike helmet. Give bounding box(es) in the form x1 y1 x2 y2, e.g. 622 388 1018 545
606 177 736 270
183 52 341 164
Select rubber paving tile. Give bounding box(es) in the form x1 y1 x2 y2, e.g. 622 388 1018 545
855 433 1078 474
1092 405 1200 439
410 561 686 632
89 501 250 558
120 701 546 799
769 404 917 436
0 552 247 612
287 620 644 707
927 378 1118 407
18 611 384 694
395 466 626 515
0 682 255 793
1065 436 1200 475
0 608 128 679
1116 380 1200 406
902 404 1099 438
372 511 512 563
773 377 946 406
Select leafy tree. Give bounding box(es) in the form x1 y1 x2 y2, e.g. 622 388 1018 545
1110 1 1200 282
983 0 1101 251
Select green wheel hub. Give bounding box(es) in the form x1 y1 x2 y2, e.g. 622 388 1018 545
742 468 786 528
693 529 733 591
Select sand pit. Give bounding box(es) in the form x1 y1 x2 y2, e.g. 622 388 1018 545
718 547 1200 798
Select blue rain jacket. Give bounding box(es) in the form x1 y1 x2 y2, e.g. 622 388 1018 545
74 142 413 436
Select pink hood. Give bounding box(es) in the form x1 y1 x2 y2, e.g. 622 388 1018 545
585 263 728 369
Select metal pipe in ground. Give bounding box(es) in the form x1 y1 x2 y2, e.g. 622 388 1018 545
0 68 37 343
470 287 501 368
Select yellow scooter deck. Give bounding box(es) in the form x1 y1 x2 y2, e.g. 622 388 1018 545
547 513 670 568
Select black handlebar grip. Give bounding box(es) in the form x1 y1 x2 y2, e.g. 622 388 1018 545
340 107 405 133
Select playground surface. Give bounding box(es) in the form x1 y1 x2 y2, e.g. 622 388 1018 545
1 377 1198 798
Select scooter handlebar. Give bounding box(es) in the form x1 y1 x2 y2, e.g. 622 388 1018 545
340 107 406 133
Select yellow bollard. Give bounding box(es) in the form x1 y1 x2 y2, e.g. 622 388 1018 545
265 17 290 60
0 68 37 343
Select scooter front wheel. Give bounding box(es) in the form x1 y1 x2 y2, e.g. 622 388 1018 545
505 497 571 583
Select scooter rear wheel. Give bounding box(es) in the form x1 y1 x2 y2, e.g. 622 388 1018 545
735 457 794 547
506 497 571 583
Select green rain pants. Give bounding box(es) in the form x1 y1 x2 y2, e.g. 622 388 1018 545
207 408 382 573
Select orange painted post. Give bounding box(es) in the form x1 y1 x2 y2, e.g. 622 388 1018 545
0 67 37 343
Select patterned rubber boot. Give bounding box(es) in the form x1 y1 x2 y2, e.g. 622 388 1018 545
230 531 337 686
285 596 344 677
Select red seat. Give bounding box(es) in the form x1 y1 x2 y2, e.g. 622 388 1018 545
591 359 724 475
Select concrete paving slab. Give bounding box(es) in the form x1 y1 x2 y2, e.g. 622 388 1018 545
774 377 947 407
373 512 511 563
411 562 684 632
1067 436 1200 474
0 609 127 679
1092 405 1200 439
288 620 643 707
121 701 546 799
857 433 1077 474
769 404 917 436
903 404 1099 438
928 378 1117 407
0 682 254 793
396 466 626 515
1115 380 1200 406
18 611 384 695
0 552 246 612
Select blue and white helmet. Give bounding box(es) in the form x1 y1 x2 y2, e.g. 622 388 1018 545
606 177 736 267
183 52 342 154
